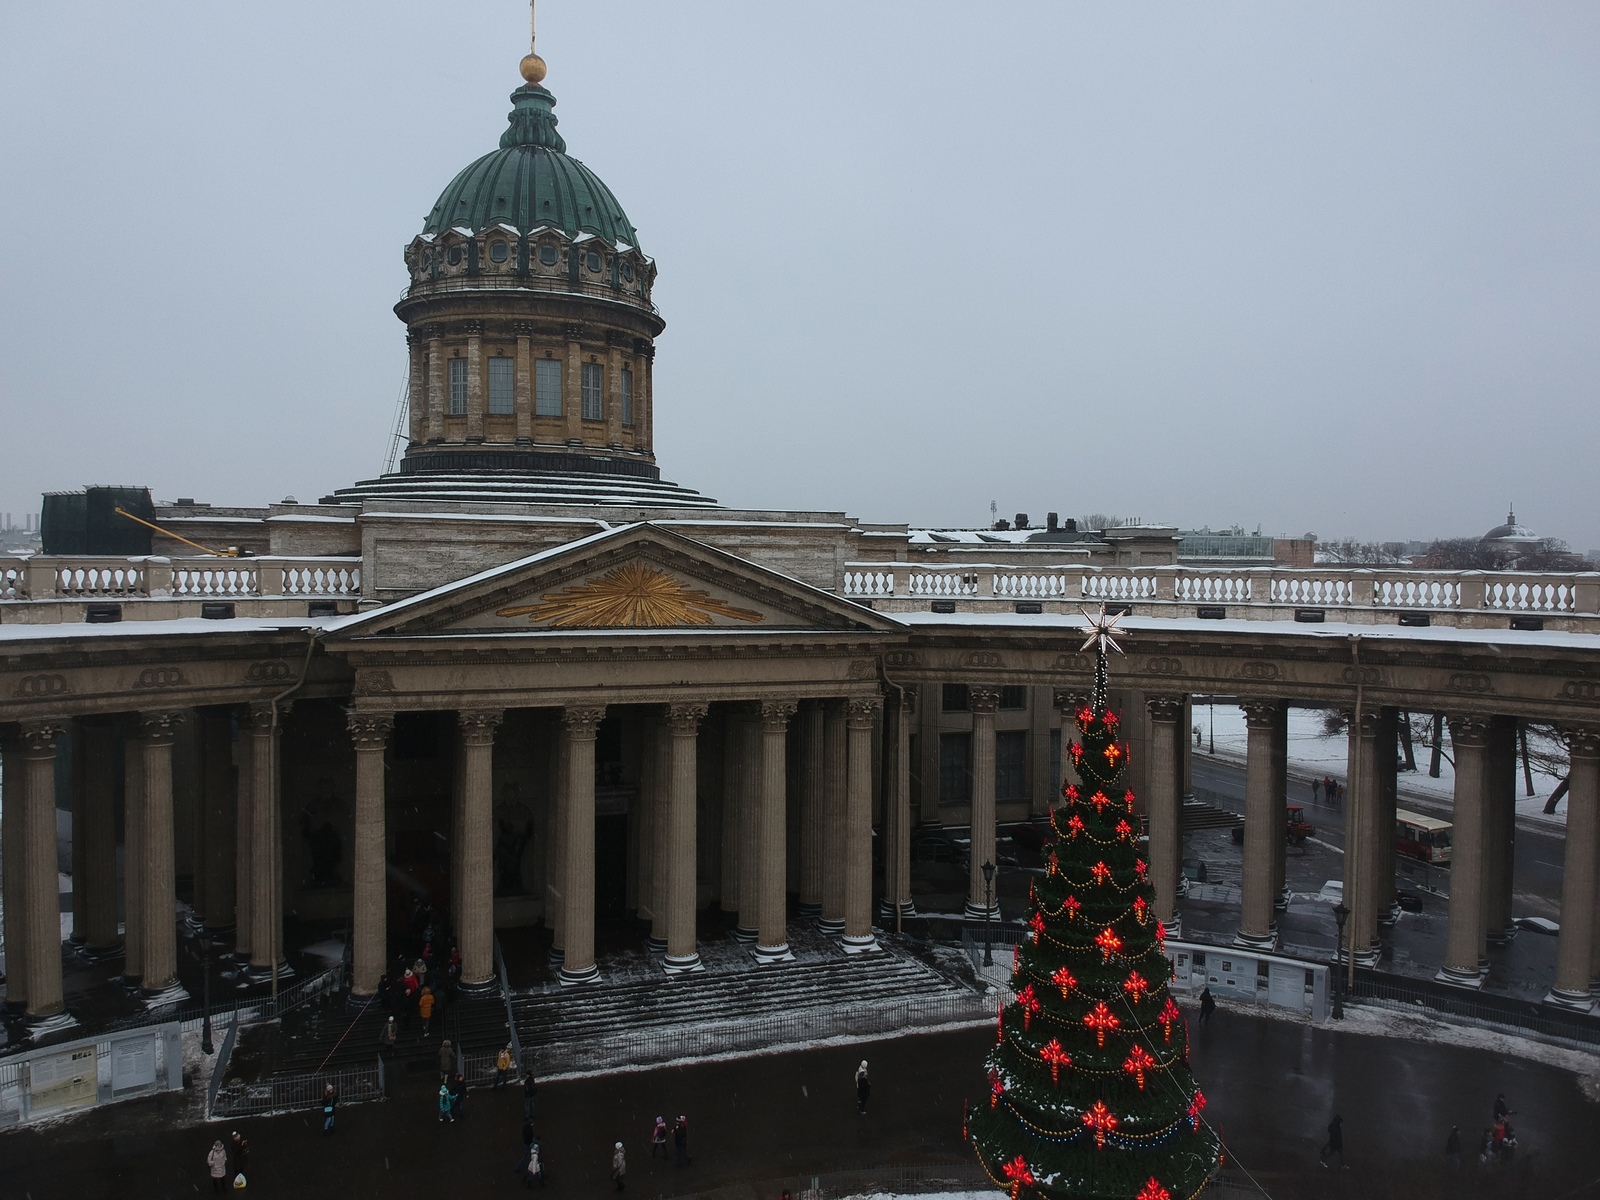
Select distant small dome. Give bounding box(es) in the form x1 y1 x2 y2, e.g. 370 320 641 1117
1481 506 1541 545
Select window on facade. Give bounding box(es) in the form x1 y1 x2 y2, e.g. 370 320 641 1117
535 358 562 417
996 730 1027 801
620 367 634 426
582 362 604 420
488 356 514 415
939 733 972 806
585 250 603 273
1000 686 1027 710
942 684 970 712
538 243 559 266
446 246 463 266
448 357 467 415
488 240 509 263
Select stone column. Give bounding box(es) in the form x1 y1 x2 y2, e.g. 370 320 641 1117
606 345 625 446
735 710 762 944
796 701 825 918
843 696 882 952
123 727 146 984
818 700 848 934
647 717 671 952
546 715 568 965
755 700 798 962
1439 715 1491 986
513 322 534 443
1484 717 1519 944
21 721 69 1021
1373 708 1399 928
1236 700 1282 949
348 713 393 1000
74 719 122 956
563 331 583 444
635 716 658 932
1145 696 1184 934
663 703 707 973
464 321 485 443
1548 728 1600 1008
246 702 289 982
1270 703 1290 913
1 730 29 1010
195 710 236 936
424 327 445 443
879 690 916 922
720 709 745 922
406 334 426 444
138 711 186 1002
457 710 502 990
966 687 1001 920
1344 708 1383 966
232 718 253 964
558 706 604 985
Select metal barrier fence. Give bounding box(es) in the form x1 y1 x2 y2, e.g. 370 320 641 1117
100 964 341 1036
500 991 993 1082
1347 971 1600 1047
209 1058 384 1119
206 1015 240 1118
0 1022 184 1127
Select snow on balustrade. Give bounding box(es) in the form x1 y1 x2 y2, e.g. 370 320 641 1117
0 563 25 601
1484 578 1575 613
1373 578 1461 609
992 572 1070 598
1271 576 1352 606
54 563 145 597
281 564 361 596
173 566 258 597
1175 574 1251 603
1081 572 1155 601
908 572 976 597
844 570 895 597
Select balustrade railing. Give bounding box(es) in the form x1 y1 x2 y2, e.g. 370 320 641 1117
842 562 1600 621
0 555 362 601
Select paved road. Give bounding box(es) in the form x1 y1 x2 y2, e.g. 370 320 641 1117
2 1011 1595 1199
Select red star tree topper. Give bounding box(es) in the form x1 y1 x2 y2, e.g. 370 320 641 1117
970 605 1220 1198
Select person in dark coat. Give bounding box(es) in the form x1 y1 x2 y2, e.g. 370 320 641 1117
522 1070 539 1121
449 1072 467 1121
321 1084 337 1136
855 1060 871 1115
1320 1114 1345 1168
651 1116 669 1158
673 1115 690 1166
1445 1126 1461 1168
1199 987 1216 1026
513 1120 537 1176
229 1131 249 1175
1494 1093 1513 1123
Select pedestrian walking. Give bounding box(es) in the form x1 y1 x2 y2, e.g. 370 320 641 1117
1312 778 1321 803
611 1141 627 1190
379 1015 398 1058
525 1140 546 1188
321 1084 337 1136
1319 1114 1345 1168
450 1071 467 1121
1199 987 1216 1027
1444 1125 1461 1169
673 1115 691 1166
207 1140 229 1193
513 1120 537 1176
496 1043 516 1088
1478 1128 1494 1169
418 985 436 1037
855 1060 871 1115
1500 1123 1518 1167
438 1037 455 1079
651 1116 669 1158
522 1069 539 1120
437 1081 455 1123
229 1131 249 1175
1493 1093 1513 1123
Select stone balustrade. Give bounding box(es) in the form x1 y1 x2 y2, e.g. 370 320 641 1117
0 556 362 602
843 563 1600 630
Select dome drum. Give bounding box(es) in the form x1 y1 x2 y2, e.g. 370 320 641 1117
403 224 657 314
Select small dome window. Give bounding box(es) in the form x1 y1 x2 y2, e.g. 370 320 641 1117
620 262 634 282
585 251 602 273
539 243 559 266
446 246 463 266
488 240 510 263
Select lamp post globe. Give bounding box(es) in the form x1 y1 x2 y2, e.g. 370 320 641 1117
981 859 996 968
199 931 214 1055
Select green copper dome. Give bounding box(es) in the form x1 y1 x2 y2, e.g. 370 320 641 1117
422 85 640 248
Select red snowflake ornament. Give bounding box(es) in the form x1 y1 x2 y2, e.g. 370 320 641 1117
1132 895 1149 924
1089 790 1112 814
1065 814 1085 839
1051 965 1076 998
1039 1037 1071 1084
1017 984 1041 1031
1083 1000 1120 1047
1115 818 1134 842
1063 783 1080 804
1134 858 1149 882
1103 709 1120 729
1122 970 1151 1003
1124 788 1137 811
1094 926 1124 960
1062 895 1082 920
1082 1100 1119 1148
1104 742 1124 767
1029 912 1047 942
1090 861 1112 886
1002 1155 1035 1199
989 1069 1005 1108
1122 1043 1157 1089
1188 1089 1208 1131
1136 1179 1172 1200
1159 997 1182 1042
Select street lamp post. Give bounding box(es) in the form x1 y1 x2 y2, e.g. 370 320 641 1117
199 930 215 1055
1331 902 1349 1020
982 860 996 968
1209 701 1215 755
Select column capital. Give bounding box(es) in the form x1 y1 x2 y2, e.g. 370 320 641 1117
136 710 186 746
666 702 707 734
1239 699 1281 729
561 705 606 738
846 695 882 729
19 719 67 755
759 699 798 732
463 319 484 337
1561 725 1600 760
969 687 1001 715
1053 689 1088 713
348 712 396 750
1447 713 1492 748
1146 694 1185 724
458 709 504 746
244 699 289 731
512 320 535 337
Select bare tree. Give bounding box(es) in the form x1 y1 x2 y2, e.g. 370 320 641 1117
1317 540 1410 565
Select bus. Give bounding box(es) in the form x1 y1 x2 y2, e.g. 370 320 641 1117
1396 809 1451 865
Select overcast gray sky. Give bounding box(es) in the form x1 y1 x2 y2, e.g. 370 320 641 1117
3 2 1597 549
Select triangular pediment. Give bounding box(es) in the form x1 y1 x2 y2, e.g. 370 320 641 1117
327 524 900 639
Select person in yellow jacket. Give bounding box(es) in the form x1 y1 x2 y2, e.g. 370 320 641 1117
495 1043 517 1089
418 986 436 1038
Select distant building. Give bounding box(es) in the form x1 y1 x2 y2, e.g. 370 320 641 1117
1177 526 1314 568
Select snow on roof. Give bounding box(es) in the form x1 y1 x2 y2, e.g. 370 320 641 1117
0 616 337 645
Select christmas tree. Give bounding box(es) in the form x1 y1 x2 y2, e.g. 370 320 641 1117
969 606 1221 1200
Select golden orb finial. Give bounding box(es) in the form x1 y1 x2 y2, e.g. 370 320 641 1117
520 51 547 85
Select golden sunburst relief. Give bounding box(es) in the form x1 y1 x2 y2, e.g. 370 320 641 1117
495 562 765 628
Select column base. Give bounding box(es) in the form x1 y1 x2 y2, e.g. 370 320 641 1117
140 981 191 1009
113 974 144 993
797 901 822 919
815 916 845 935
964 902 1000 921
244 960 296 985
76 940 124 964
840 934 881 955
1232 929 1278 951
1161 914 1182 939
1378 902 1402 928
1435 964 1486 989
22 1009 79 1037
459 976 500 997
732 925 759 945
346 991 379 1013
547 946 565 968
662 952 704 975
877 899 918 921
558 963 601 987
646 935 668 953
1274 888 1291 913
1486 925 1519 947
753 942 795 965
1544 986 1597 1013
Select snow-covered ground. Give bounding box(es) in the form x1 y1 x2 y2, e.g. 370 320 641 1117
1192 703 1567 832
